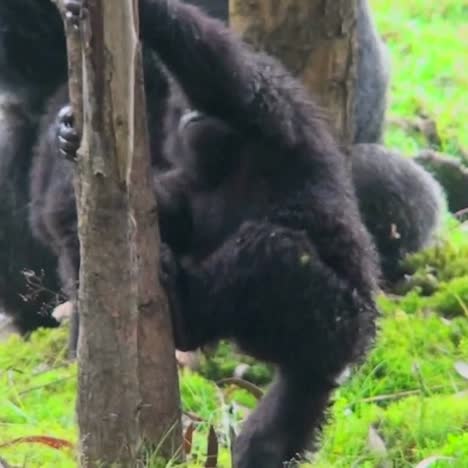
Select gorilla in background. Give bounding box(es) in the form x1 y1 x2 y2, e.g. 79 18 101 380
351 144 445 283
0 0 66 332
0 0 168 332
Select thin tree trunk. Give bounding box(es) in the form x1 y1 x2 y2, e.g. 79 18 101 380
58 0 182 465
230 0 358 144
75 1 139 459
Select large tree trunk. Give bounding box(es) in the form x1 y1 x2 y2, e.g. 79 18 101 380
59 0 183 465
230 0 358 144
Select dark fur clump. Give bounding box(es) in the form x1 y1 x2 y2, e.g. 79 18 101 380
0 0 67 332
0 92 62 332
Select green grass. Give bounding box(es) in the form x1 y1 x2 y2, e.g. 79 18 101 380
372 0 468 157
1 222 467 467
1 0 467 466
0 328 76 467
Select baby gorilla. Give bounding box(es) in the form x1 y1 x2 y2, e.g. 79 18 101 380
49 0 379 466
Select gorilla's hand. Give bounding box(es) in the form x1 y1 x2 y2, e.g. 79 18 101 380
56 105 80 162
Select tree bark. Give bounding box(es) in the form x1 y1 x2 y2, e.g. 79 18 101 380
130 6 183 458
229 0 358 144
59 0 182 465
75 2 139 460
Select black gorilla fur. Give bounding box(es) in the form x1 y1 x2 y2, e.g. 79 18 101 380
0 91 62 332
0 0 67 332
0 0 444 464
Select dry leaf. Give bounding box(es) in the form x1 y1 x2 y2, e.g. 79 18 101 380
52 301 74 322
175 350 201 370
234 363 250 379
217 377 263 399
454 361 468 380
184 422 195 455
0 436 73 451
367 426 387 457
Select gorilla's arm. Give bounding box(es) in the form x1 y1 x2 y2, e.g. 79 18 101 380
183 0 390 145
139 0 330 151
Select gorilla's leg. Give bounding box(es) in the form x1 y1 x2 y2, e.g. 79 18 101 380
169 221 376 467
233 370 334 468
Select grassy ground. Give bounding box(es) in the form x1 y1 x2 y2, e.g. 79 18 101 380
0 0 467 466
375 0 467 157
